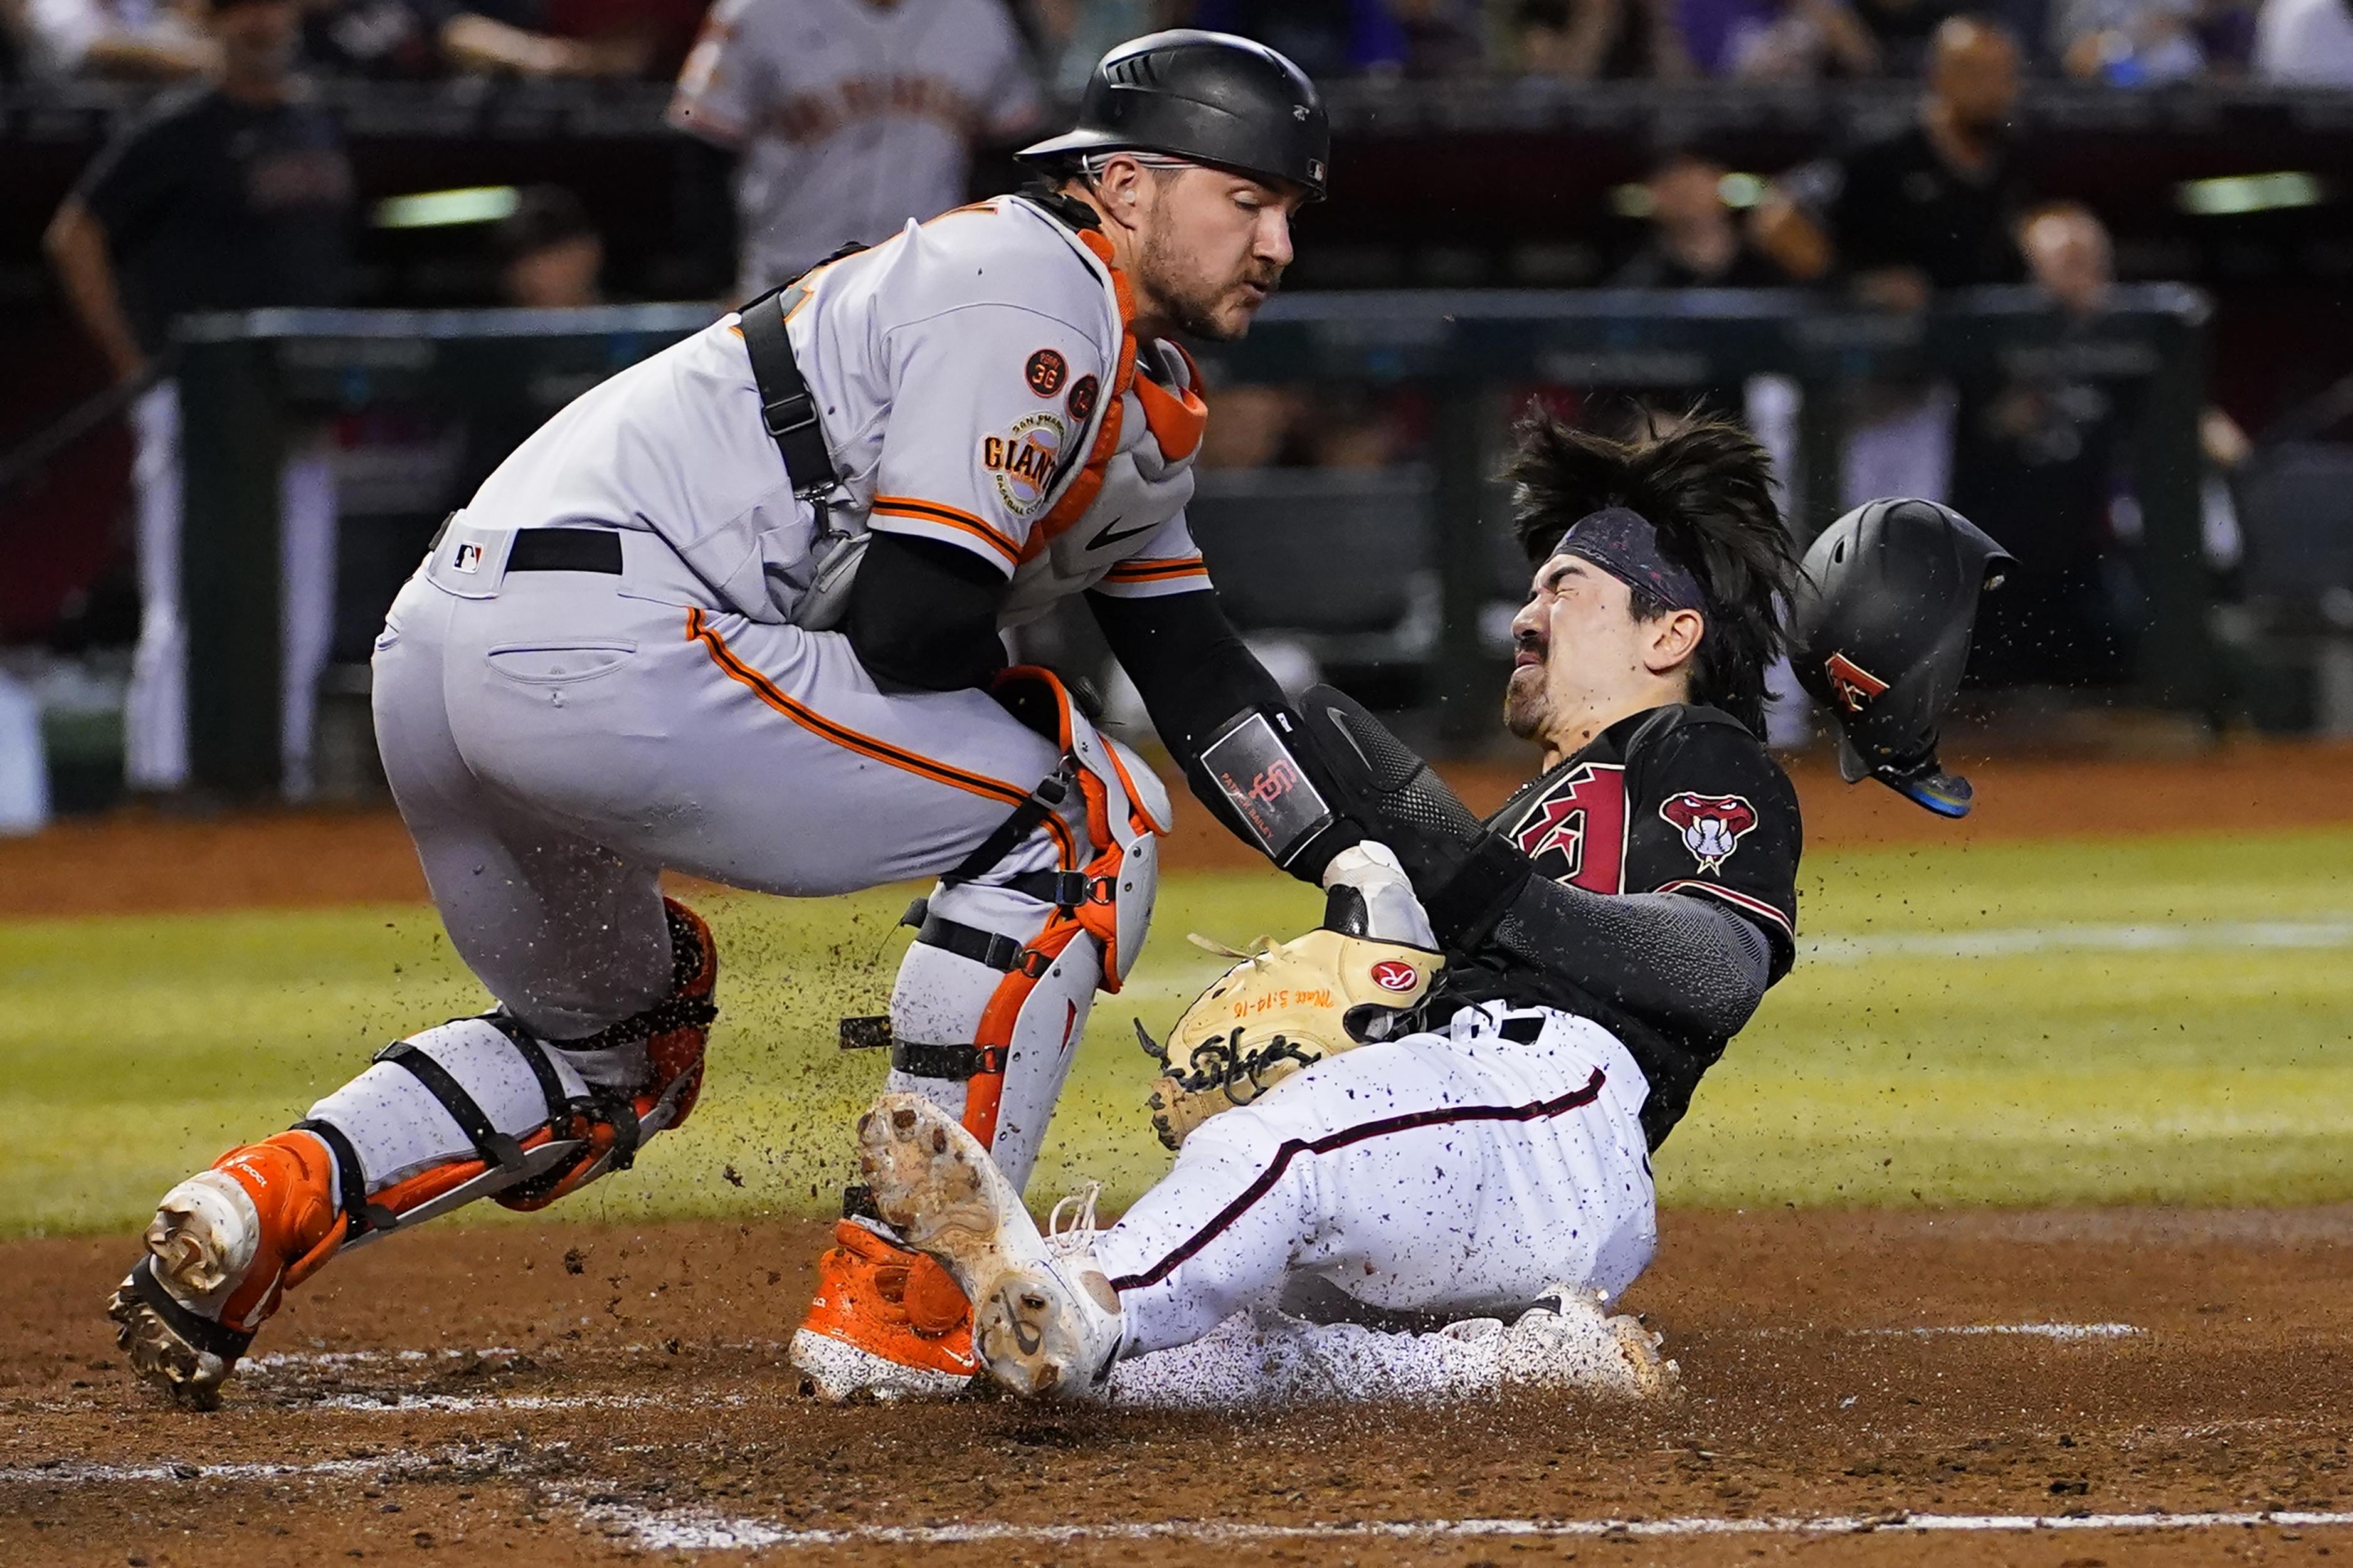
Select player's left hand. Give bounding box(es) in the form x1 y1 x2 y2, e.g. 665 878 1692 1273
1292 686 1534 941
1138 873 1444 1149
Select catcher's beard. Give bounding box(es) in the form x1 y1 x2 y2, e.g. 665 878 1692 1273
1136 222 1278 343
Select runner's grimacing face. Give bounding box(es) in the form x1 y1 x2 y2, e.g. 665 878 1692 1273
1503 554 1656 743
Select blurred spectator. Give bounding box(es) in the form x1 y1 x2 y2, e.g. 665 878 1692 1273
16 0 216 78
2053 0 2236 81
2253 0 2353 82
492 183 603 307
299 0 646 78
1674 0 1881 76
1515 0 1666 78
1191 0 1452 76
1027 0 1184 95
1752 16 2026 310
667 0 1044 299
1613 145 1784 287
1380 0 1486 75
1851 0 1959 71
43 0 351 794
1515 0 1693 77
1751 17 2026 508
1196 382 1311 470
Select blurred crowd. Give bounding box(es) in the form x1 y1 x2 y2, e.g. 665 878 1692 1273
6 0 2350 90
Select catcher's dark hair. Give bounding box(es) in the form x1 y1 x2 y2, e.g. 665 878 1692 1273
1503 406 1799 737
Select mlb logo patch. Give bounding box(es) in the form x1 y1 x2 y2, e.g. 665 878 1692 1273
452 542 484 574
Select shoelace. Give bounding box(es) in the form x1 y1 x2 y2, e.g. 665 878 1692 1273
1044 1181 1102 1260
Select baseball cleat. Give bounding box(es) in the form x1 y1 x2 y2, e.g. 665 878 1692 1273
855 1092 1124 1401
1488 1282 1680 1401
108 1132 344 1409
788 1221 978 1402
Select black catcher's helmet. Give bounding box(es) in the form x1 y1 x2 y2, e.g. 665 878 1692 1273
1017 30 1329 199
1792 498 2014 818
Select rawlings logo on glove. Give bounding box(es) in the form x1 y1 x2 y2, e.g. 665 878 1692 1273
1136 917 1443 1151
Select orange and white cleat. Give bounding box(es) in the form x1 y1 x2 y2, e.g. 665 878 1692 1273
788 1220 980 1401
107 1131 346 1409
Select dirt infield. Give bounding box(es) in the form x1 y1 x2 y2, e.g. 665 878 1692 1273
9 739 2353 920
8 1208 2350 1566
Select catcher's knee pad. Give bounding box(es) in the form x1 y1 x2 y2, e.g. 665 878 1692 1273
872 669 1168 1190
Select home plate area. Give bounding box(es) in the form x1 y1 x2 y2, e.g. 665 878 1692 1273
7 1208 2349 1567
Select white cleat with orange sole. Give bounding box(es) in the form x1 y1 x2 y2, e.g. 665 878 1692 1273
854 1092 1124 1401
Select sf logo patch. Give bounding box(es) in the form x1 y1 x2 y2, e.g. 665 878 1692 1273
1824 651 1889 713
980 412 1066 515
1659 792 1758 876
1025 349 1068 398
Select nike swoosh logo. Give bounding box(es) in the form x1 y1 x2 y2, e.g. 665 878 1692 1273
1086 516 1156 552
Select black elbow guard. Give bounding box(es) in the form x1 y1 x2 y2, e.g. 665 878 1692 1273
1188 707 1362 881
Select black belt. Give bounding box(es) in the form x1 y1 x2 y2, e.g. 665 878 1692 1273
506 529 622 574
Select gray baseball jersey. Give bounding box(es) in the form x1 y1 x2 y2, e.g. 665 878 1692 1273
667 0 1044 294
464 193 1211 631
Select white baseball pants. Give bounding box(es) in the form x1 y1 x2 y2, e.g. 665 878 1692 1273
1089 1002 1659 1359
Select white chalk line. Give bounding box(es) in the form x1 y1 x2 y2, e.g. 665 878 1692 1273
1804 917 2353 964
14 1323 2142 1413
14 1444 2349 1552
0 1443 503 1489
578 1500 2353 1552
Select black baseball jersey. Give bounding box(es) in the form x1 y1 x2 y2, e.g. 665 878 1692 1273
75 85 354 357
1440 703 1802 1144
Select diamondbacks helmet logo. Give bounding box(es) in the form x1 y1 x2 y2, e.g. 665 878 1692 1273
1659 792 1758 875
1824 651 1890 715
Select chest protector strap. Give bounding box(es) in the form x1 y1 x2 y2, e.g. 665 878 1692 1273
739 280 840 501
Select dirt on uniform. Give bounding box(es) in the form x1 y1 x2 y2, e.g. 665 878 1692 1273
6 1207 2350 1566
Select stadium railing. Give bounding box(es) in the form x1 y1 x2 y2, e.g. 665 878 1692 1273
173 285 2208 792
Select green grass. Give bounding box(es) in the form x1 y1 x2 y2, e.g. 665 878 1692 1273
4 828 2350 1237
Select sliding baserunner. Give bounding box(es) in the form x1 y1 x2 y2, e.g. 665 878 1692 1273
857 417 2014 1401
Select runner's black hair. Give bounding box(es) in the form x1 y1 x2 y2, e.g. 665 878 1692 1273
1503 405 1799 737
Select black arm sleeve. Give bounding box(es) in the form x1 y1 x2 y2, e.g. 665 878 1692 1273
1085 587 1285 765
1486 881 1774 1039
1088 588 1361 874
845 530 1009 693
1291 686 1785 1040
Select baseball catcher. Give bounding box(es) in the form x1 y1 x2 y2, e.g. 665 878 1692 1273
109 29 1346 1409
857 414 2010 1402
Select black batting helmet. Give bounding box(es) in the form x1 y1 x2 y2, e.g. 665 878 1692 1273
1791 498 2014 818
1017 30 1329 200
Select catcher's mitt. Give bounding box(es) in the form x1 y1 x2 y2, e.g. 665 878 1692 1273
1139 922 1443 1150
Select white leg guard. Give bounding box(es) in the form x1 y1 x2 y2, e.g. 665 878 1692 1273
870 667 1169 1198
301 1013 683 1236
885 881 1107 1195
